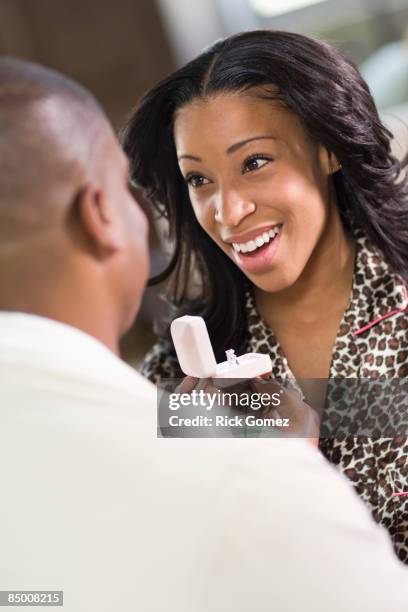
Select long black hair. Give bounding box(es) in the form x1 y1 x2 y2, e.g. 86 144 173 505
122 29 408 361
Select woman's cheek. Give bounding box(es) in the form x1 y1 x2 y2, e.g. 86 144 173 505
275 172 310 205
277 174 328 233
189 197 205 224
190 199 216 236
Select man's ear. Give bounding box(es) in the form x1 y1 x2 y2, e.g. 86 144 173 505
75 184 121 255
318 146 342 175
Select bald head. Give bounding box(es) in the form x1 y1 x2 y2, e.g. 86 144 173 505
0 57 111 241
0 57 149 352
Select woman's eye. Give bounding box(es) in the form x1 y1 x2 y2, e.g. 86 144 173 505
243 156 271 173
185 174 210 189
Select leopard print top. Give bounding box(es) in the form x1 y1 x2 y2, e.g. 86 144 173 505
141 231 408 563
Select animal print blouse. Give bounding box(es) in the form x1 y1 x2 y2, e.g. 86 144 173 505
141 231 408 563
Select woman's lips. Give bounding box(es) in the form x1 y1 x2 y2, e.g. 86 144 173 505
224 223 280 245
233 226 282 274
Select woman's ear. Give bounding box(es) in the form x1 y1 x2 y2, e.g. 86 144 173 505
329 151 342 174
318 146 342 175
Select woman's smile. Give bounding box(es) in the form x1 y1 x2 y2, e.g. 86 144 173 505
174 91 339 293
231 223 283 274
223 222 280 249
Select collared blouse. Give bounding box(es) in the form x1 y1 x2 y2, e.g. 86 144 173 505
141 231 408 563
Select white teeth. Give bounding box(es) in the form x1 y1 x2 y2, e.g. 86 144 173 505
232 224 282 254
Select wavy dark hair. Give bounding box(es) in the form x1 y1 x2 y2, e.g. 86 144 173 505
122 29 408 362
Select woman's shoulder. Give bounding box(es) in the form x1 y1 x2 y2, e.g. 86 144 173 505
139 337 182 386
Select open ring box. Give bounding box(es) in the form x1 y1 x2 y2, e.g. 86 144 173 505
170 315 272 388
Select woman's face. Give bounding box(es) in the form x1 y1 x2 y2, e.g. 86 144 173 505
174 91 338 293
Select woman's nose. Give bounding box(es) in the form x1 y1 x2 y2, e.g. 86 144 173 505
214 189 256 227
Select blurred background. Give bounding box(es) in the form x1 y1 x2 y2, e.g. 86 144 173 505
1 0 407 364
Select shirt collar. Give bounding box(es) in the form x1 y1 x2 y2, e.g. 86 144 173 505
245 230 407 338
351 230 407 335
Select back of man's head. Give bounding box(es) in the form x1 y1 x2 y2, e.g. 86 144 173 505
0 58 148 352
0 57 105 239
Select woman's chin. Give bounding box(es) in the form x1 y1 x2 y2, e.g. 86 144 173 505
249 263 301 295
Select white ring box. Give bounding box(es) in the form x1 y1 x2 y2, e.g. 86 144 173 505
170 315 272 385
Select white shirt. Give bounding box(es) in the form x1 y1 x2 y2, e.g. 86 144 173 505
0 313 407 612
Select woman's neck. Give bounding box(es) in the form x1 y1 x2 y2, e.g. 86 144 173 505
255 212 356 327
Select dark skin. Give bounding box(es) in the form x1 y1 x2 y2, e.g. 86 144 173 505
0 95 149 355
174 91 356 429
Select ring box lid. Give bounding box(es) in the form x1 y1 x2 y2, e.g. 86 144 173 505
170 315 217 378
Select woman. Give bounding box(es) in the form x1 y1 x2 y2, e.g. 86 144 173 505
122 30 408 561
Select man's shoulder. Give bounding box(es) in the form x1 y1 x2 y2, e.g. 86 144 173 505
0 311 157 404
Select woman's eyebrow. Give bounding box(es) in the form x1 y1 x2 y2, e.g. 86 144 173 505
178 153 201 161
177 135 278 162
226 135 278 155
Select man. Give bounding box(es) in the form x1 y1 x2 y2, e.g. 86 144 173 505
0 57 407 612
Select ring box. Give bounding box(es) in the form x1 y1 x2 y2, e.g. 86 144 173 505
170 315 272 383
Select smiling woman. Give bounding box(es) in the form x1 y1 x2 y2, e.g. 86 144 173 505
173 94 346 293
122 30 408 562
